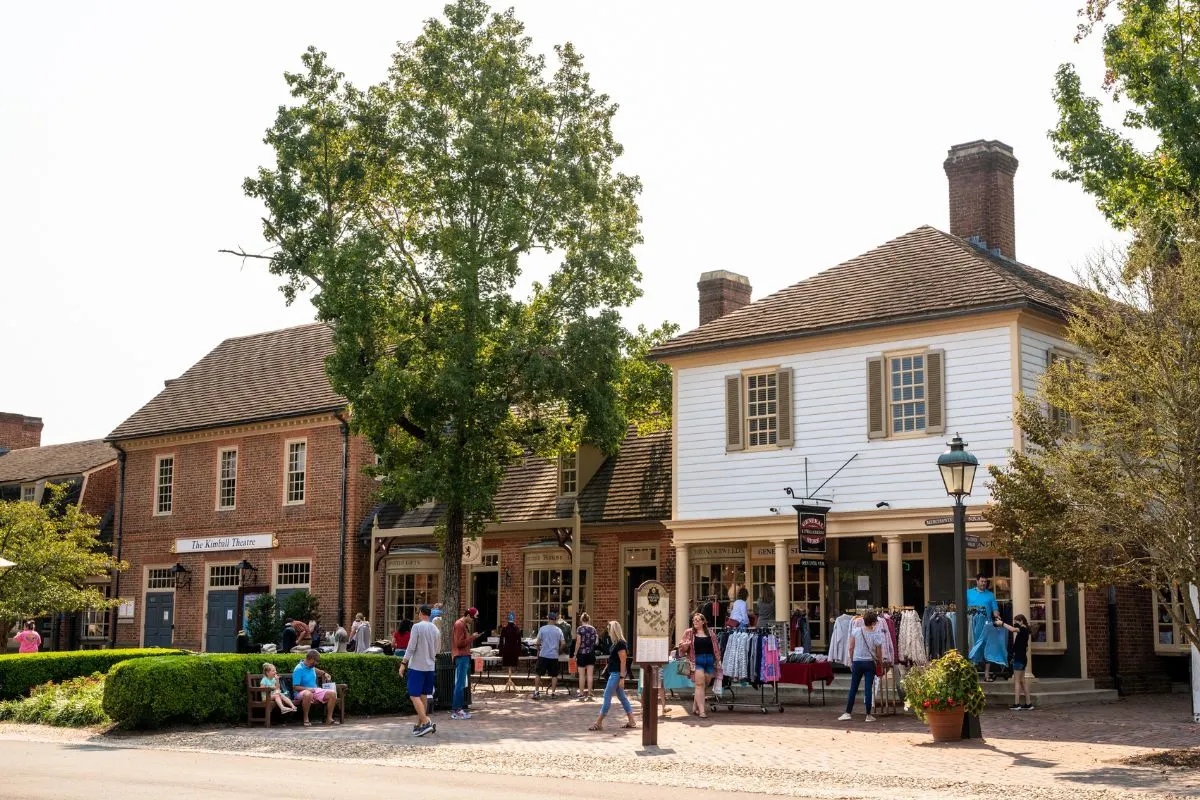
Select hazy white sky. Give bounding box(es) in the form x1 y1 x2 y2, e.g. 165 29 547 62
2 2 1122 445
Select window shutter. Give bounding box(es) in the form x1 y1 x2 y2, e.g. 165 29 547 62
725 375 744 452
926 349 946 434
866 357 886 439
775 367 794 448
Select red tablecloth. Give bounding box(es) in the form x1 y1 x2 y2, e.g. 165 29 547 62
778 661 835 690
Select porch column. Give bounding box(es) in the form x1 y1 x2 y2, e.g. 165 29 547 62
674 543 689 644
886 534 903 609
1010 559 1033 678
773 538 790 622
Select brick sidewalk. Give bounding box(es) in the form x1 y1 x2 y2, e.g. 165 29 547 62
196 690 1199 797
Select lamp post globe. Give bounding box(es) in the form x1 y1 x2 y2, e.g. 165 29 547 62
937 433 979 502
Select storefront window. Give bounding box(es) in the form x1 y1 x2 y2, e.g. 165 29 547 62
1153 586 1194 654
1029 577 1065 650
526 568 588 626
750 564 773 618
81 584 111 641
691 562 743 615
385 572 439 634
966 557 1011 603
789 563 826 647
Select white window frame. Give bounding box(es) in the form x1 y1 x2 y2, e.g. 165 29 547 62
216 447 237 511
789 561 827 649
273 560 312 592
690 562 745 615
559 451 578 496
154 454 175 516
744 371 779 449
146 566 177 590
1029 577 1067 653
207 563 241 589
385 571 441 634
1152 586 1194 655
20 484 36 503
81 581 112 642
525 567 589 627
966 556 1013 604
886 348 929 437
283 439 307 506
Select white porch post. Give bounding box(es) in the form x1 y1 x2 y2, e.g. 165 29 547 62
675 543 689 644
1010 560 1033 678
1189 583 1199 724
773 538 790 622
886 534 903 609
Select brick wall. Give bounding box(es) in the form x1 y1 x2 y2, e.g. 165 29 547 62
943 140 1018 260
0 412 43 451
1084 586 1178 694
114 419 378 649
81 462 117 518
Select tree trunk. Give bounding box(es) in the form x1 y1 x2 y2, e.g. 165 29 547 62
441 505 464 653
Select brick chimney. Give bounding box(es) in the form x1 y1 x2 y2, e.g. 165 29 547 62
0 412 43 452
944 140 1019 260
698 270 752 325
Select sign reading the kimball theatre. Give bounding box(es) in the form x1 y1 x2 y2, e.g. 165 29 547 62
793 505 828 554
173 534 275 554
634 580 670 664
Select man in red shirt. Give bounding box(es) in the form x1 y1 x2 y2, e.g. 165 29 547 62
451 607 477 720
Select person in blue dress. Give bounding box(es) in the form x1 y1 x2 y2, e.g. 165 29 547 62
967 574 1008 681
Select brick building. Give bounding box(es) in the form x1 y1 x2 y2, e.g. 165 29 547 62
0 433 119 650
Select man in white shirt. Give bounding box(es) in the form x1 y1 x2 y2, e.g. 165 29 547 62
398 605 440 736
532 610 565 700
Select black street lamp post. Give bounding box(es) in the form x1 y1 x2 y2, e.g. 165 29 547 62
936 433 981 740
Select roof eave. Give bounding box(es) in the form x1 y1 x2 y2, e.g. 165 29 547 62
105 403 348 443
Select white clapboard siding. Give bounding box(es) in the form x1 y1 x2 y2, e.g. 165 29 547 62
1019 326 1075 397
675 326 1016 518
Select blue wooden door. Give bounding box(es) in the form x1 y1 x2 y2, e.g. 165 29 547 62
144 592 174 647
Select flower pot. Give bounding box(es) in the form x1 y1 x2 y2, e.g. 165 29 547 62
925 708 965 742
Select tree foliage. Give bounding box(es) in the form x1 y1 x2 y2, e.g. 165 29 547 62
246 594 279 647
237 0 648 644
0 485 125 627
985 212 1200 650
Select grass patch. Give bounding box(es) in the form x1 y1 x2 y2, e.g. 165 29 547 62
0 673 110 727
1122 748 1200 769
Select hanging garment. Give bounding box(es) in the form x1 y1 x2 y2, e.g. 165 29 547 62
828 615 854 665
968 608 1009 666
897 609 928 666
761 634 781 682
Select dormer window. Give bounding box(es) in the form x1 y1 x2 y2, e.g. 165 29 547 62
559 451 578 496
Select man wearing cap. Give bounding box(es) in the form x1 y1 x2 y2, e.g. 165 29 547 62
451 607 478 720
399 605 439 736
532 610 566 700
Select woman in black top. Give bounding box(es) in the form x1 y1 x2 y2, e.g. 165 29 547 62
588 621 636 731
1002 614 1033 710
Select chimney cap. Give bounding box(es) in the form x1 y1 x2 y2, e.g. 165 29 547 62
698 270 750 286
945 139 1016 163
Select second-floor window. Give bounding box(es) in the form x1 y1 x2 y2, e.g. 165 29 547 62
1046 349 1082 434
746 372 778 447
559 451 578 496
866 349 945 439
217 448 237 510
722 367 793 452
155 455 174 515
285 441 306 504
889 353 927 434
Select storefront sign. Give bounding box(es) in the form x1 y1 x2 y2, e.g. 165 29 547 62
462 539 482 566
524 550 572 567
387 556 441 571
752 544 801 560
634 580 669 664
965 535 985 550
799 558 825 569
793 505 828 553
173 534 274 554
923 514 987 526
690 546 745 561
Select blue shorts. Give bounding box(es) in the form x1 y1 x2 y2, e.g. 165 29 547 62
406 668 436 698
1012 660 1026 672
694 654 715 675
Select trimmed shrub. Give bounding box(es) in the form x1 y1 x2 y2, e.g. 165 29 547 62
279 591 319 625
103 653 411 729
0 673 109 727
0 648 188 700
246 594 279 647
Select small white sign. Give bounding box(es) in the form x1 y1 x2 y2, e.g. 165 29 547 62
175 534 274 553
636 636 669 663
117 600 135 619
857 575 870 591
226 609 234 621
163 610 170 621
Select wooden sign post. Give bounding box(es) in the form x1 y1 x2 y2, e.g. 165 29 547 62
634 579 669 747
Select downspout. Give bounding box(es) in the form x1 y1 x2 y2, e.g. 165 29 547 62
109 445 126 649
334 414 350 628
1107 585 1124 697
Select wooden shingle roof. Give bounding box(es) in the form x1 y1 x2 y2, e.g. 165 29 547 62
652 226 1083 358
108 323 345 441
0 440 118 484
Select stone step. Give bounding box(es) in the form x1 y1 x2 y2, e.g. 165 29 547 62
983 688 1120 707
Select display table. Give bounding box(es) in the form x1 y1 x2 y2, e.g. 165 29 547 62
778 661 834 706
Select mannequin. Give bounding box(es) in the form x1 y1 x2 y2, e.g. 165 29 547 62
499 612 522 691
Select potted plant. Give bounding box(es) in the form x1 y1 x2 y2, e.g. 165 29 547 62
901 650 986 742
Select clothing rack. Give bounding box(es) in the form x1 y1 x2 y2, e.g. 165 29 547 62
712 624 785 715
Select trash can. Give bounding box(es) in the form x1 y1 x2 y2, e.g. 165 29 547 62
434 652 471 710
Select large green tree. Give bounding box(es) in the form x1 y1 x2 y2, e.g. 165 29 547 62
985 213 1200 652
1053 1 1200 231
235 0 648 641
0 485 125 627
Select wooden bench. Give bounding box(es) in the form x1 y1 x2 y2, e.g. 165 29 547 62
246 672 347 727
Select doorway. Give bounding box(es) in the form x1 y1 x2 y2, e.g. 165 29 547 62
624 565 657 672
903 559 927 614
205 590 239 652
144 592 174 647
471 571 499 641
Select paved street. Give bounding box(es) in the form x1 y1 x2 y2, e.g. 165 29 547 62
1 691 1196 799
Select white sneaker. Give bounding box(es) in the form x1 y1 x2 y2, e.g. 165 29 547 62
864 714 877 723
837 712 853 721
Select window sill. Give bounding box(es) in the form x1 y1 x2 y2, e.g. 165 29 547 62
283 500 306 507
153 511 172 518
216 506 236 512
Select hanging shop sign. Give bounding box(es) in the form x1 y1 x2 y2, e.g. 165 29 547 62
965 535 985 550
173 534 275 554
634 580 670 664
923 514 987 526
793 505 828 553
462 539 482 566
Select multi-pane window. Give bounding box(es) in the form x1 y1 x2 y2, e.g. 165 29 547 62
889 354 926 434
1047 351 1082 433
527 568 588 625
967 557 1012 603
276 561 311 589
385 572 440 633
155 456 174 515
750 564 775 619
790 563 826 647
21 485 35 502
82 584 111 641
217 449 237 510
1029 577 1065 649
690 563 743 615
745 373 778 447
881 539 923 555
208 565 240 588
480 552 500 568
285 441 306 504
559 452 578 496
147 568 176 590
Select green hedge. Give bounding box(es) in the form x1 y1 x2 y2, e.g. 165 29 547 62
103 653 411 729
0 648 188 700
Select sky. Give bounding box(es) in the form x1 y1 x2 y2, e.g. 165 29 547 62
1 2 1124 445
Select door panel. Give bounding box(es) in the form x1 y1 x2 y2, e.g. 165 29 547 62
205 590 239 653
144 592 174 648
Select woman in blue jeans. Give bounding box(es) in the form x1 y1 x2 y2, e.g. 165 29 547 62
588 621 636 731
839 610 885 723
